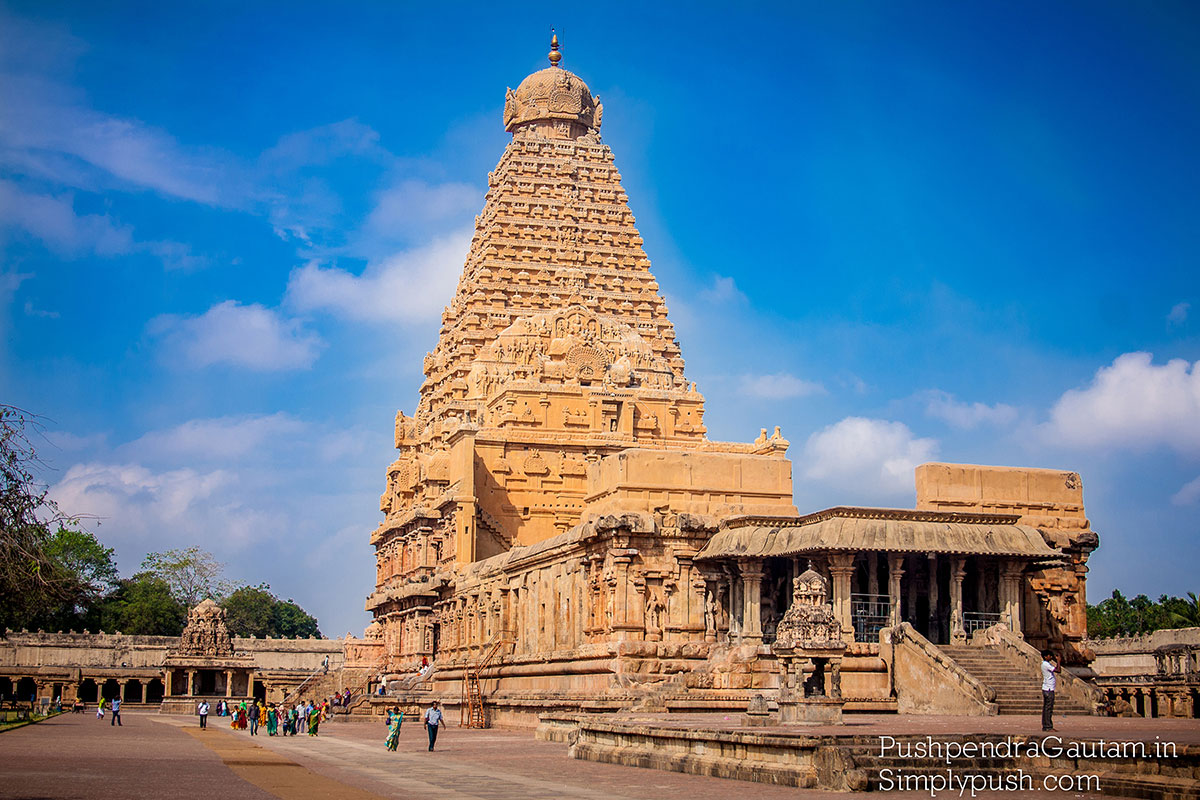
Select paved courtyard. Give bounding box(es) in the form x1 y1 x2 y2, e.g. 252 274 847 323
0 710 1195 799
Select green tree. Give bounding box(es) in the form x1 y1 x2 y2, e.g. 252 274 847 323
102 572 186 636
272 598 321 638
0 406 84 632
222 584 277 638
1088 589 1199 638
221 584 321 638
1162 592 1200 628
141 546 234 606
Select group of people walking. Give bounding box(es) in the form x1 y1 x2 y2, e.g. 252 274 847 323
196 698 326 736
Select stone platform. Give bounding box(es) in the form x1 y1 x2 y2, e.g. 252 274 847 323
539 713 1200 799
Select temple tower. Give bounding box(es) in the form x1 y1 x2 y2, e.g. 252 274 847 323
366 38 796 674
380 41 724 561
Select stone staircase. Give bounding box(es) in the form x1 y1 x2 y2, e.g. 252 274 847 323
940 645 1092 716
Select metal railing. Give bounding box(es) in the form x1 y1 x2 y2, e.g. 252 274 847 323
962 611 1002 636
851 593 891 642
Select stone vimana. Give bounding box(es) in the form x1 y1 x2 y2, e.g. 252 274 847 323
344 35 1108 726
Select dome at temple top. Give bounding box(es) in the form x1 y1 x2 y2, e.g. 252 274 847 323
503 34 603 139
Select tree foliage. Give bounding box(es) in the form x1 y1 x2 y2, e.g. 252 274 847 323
101 572 187 636
1087 590 1200 638
222 584 321 639
141 546 234 606
0 406 87 632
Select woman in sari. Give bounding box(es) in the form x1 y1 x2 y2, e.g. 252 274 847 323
307 704 321 736
384 708 402 752
238 702 248 730
266 704 278 736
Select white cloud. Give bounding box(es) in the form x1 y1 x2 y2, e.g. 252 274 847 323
1171 476 1200 507
1168 302 1190 326
1045 352 1200 453
803 417 939 496
0 72 244 205
286 229 471 323
924 390 1017 429
741 372 825 399
122 413 307 462
699 275 747 305
43 413 388 633
363 180 478 242
0 179 133 256
48 462 234 545
0 179 201 268
149 300 324 371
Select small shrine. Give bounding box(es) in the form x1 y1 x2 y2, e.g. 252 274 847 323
771 565 847 724
160 599 258 713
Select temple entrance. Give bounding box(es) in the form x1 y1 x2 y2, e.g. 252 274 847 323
15 677 36 702
196 669 218 696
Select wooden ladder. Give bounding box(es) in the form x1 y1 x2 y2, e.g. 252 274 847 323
460 632 512 729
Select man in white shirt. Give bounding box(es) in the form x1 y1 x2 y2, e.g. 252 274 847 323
198 700 209 729
1041 649 1060 732
423 701 444 751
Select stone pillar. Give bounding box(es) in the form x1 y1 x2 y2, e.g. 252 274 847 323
926 553 940 642
828 553 856 638
248 674 256 700
225 670 233 697
725 564 740 638
610 549 639 639
676 554 700 635
906 555 919 625
950 556 967 643
187 670 197 697
1000 560 1024 635
739 559 764 645
887 554 905 626
867 552 880 596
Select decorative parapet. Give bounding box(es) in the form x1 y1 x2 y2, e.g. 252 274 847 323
884 623 998 715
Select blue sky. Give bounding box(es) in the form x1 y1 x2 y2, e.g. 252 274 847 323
2 2 1198 636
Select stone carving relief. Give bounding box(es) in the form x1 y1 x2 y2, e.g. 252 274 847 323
176 599 234 658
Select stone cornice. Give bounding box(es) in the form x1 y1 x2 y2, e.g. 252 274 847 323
721 506 1022 531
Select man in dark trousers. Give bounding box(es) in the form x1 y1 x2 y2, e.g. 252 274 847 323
110 696 122 727
423 700 444 751
1041 649 1060 732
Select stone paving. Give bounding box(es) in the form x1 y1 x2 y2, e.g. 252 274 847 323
1 710 1195 799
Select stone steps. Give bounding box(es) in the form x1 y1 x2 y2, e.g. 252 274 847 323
939 645 1091 716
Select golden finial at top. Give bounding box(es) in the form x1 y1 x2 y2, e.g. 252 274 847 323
549 30 562 67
